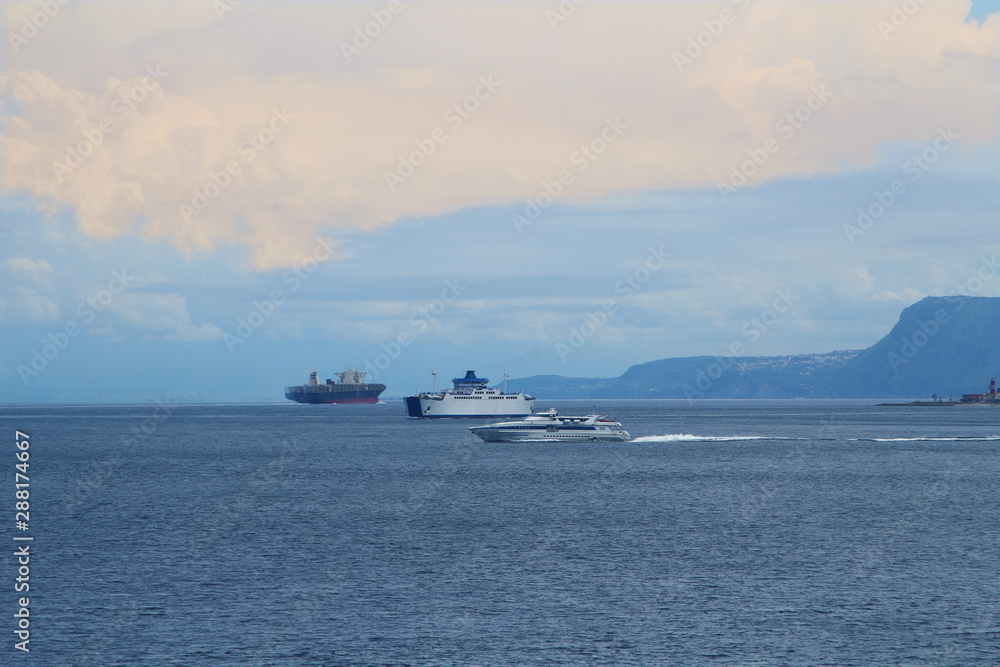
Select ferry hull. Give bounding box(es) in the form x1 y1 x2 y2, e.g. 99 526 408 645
405 395 534 418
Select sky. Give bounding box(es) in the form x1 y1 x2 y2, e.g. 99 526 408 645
1 0 999 402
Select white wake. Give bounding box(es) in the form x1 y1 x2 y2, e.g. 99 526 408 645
869 436 1000 442
631 433 773 443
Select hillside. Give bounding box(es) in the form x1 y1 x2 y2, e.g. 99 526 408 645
508 296 999 399
826 296 1000 398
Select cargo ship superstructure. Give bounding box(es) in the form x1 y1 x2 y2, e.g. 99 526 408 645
405 370 534 418
285 370 386 404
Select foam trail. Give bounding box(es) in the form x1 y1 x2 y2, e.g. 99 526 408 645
632 434 1000 444
632 434 775 443
869 436 1000 442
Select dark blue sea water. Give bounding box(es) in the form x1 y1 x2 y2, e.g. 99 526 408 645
3 400 999 666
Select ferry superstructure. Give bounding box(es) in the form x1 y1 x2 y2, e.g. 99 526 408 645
469 409 631 442
405 370 534 418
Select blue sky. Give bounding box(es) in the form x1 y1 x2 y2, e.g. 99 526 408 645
2 1 999 402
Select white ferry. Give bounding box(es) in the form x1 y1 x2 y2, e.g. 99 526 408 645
469 409 631 442
405 370 534 418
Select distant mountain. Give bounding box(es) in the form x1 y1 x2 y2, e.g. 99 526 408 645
825 296 1000 398
507 296 1000 400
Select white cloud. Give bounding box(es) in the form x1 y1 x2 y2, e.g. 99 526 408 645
1 1 997 269
7 256 52 282
870 288 929 305
7 256 52 274
165 322 228 343
109 293 225 342
11 286 59 321
86 322 123 341
1 254 58 320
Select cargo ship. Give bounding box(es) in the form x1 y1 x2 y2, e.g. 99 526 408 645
405 370 534 418
285 370 386 404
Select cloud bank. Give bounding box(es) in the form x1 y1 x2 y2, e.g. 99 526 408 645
2 1 997 268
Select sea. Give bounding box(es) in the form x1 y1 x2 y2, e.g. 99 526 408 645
3 399 999 666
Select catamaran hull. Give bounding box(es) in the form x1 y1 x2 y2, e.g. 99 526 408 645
471 429 630 442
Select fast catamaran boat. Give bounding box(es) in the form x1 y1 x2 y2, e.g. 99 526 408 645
469 409 631 442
